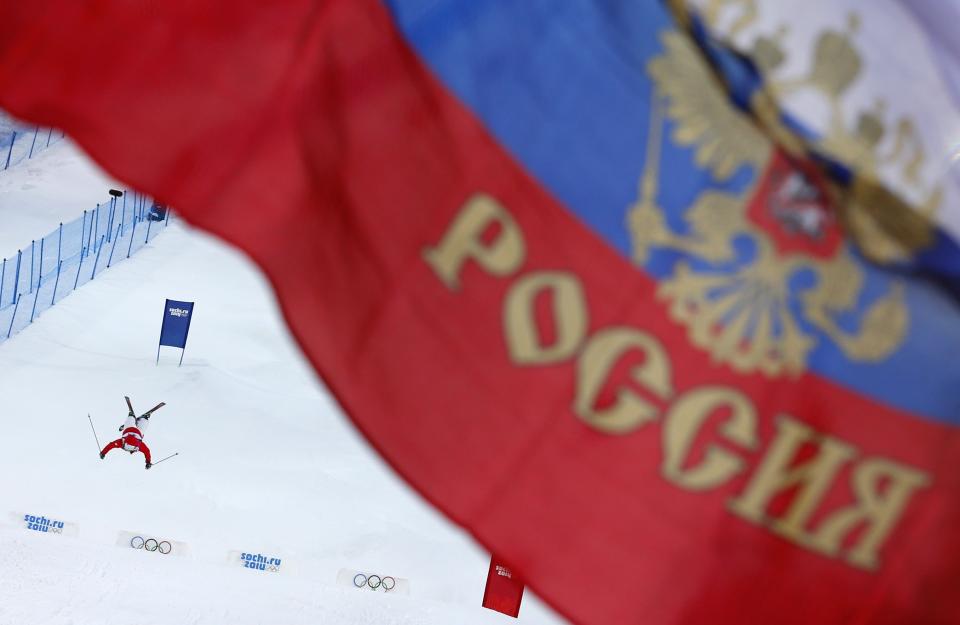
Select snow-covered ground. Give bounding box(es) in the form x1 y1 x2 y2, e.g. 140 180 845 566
0 142 566 624
0 138 117 259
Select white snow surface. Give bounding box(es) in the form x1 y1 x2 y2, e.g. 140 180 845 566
0 138 118 259
0 144 566 624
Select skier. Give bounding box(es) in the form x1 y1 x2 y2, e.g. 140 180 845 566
99 397 164 469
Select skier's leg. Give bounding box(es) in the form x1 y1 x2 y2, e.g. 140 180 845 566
120 414 136 431
136 416 150 435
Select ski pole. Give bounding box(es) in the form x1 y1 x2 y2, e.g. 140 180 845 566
152 452 179 467
87 414 102 453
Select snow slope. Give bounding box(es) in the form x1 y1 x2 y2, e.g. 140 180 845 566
0 138 118 259
0 222 566 625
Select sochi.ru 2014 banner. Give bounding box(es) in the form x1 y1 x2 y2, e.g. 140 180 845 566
1 1 958 625
228 551 283 574
14 512 78 537
157 299 194 365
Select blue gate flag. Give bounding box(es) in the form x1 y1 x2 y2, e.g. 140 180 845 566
157 298 193 364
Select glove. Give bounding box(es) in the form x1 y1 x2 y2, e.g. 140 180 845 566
99 453 105 459
145 463 152 470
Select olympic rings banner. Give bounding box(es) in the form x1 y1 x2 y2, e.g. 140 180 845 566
336 568 410 596
116 530 188 557
130 536 173 554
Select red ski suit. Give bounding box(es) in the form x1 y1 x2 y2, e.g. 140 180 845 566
101 424 152 464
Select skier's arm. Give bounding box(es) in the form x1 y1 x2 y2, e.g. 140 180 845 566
100 439 123 458
139 442 152 465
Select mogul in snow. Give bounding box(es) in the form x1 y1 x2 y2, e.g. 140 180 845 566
99 396 165 470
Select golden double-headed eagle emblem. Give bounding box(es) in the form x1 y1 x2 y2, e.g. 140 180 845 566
627 19 938 377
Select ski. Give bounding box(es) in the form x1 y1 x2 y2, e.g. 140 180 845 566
124 395 135 415
139 402 166 418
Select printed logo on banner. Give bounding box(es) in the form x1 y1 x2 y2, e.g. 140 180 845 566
228 551 283 573
482 556 524 618
23 514 64 533
336 568 411 595
167 307 190 318
13 512 79 537
116 530 188 556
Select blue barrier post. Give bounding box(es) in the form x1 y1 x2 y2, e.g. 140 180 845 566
28 241 43 322
0 258 5 305
127 217 138 258
3 131 15 170
145 212 153 243
45 128 53 147
91 235 106 280
37 238 44 291
28 127 38 159
106 199 114 243
12 250 21 305
28 240 34 294
51 260 62 306
107 224 122 267
92 204 99 252
6 294 21 339
30 285 40 323
57 223 62 266
73 246 85 290
85 207 94 258
80 210 88 258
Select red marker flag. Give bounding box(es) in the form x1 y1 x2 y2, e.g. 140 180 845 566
482 556 524 618
2 1 960 625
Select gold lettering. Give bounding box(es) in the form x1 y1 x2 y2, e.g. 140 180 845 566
729 415 856 549
807 457 930 570
574 327 672 434
662 387 758 490
423 194 525 290
503 272 588 365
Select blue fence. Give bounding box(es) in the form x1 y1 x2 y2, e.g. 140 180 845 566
1 114 65 171
0 193 172 344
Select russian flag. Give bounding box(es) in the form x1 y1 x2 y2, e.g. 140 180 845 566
1 1 958 624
